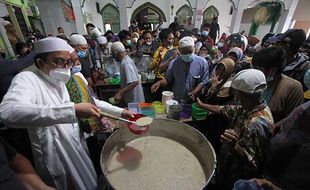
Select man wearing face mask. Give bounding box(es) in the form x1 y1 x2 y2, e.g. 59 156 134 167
252 46 304 122
196 23 214 47
67 50 133 175
69 34 94 90
0 37 101 190
137 30 159 56
151 36 209 102
197 69 273 189
118 30 132 52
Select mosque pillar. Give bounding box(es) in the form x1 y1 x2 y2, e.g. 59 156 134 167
71 0 85 34
118 0 128 30
276 0 299 33
194 0 206 29
229 0 247 34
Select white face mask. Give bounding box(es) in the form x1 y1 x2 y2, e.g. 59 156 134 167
49 68 71 83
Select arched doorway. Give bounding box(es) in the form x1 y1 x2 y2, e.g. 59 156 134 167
176 5 193 26
101 3 120 33
131 2 166 31
203 6 219 24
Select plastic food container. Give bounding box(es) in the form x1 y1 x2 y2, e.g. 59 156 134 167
167 105 182 120
154 105 165 114
165 100 178 114
161 91 174 106
128 103 140 113
152 101 162 106
180 104 192 119
109 78 120 85
192 103 208 120
140 104 156 118
127 114 149 135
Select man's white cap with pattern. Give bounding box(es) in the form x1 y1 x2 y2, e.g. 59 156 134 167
111 42 125 53
97 36 107 44
231 69 267 94
34 37 72 54
179 36 195 48
69 34 87 45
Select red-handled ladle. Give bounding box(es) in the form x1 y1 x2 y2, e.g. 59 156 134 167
100 112 152 135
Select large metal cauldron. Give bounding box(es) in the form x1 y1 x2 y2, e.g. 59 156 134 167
100 118 216 190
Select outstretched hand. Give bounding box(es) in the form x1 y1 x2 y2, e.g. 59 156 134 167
211 75 223 90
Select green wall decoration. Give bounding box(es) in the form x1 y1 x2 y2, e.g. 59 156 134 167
249 1 284 35
1 0 29 7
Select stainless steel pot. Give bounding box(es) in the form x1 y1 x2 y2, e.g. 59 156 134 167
100 118 216 190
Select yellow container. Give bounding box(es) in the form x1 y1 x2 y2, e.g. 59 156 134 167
152 101 162 106
154 105 165 114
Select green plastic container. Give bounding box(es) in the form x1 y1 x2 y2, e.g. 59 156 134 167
109 78 120 85
192 103 208 120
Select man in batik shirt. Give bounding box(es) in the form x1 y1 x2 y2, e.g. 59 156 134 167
197 69 274 189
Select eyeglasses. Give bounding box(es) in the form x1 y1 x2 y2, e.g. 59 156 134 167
51 58 74 68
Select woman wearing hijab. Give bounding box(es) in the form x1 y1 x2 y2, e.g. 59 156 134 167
196 58 235 155
203 58 235 105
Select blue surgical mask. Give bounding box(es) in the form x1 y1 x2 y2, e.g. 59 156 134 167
72 65 82 74
201 30 209 37
78 50 87 58
181 54 193 62
304 68 310 89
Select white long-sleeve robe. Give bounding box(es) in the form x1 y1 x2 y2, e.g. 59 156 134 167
0 69 98 190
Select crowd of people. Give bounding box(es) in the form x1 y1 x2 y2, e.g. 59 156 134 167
0 14 310 190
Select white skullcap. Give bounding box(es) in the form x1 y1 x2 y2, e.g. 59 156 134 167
97 36 107 44
89 27 102 39
34 37 72 54
2 20 11 26
231 69 267 94
179 36 195 48
111 42 125 53
69 34 87 45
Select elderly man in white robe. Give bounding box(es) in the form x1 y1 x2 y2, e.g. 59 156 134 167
0 37 100 190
